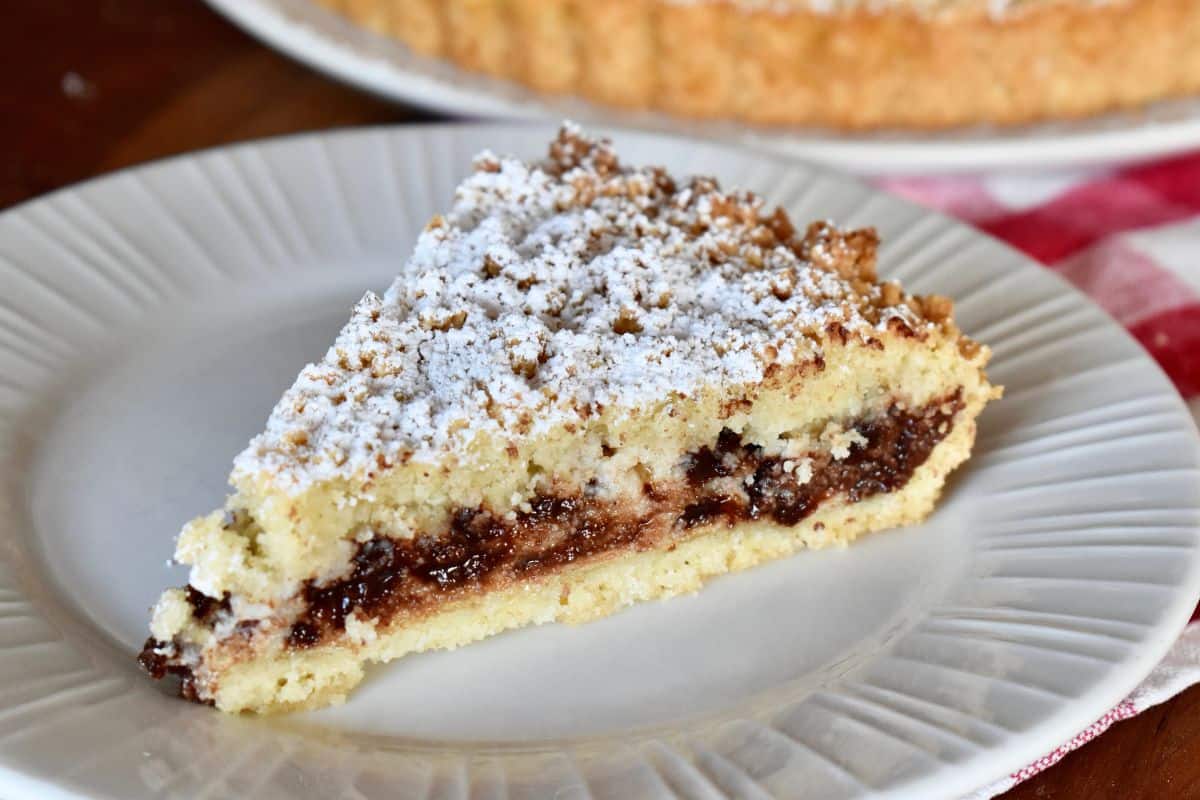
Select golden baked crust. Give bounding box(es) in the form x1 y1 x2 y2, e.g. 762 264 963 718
316 0 1200 129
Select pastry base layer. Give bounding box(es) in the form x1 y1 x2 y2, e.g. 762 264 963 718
207 408 976 713
315 0 1200 129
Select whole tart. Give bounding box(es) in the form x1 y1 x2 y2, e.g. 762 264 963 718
313 0 1200 129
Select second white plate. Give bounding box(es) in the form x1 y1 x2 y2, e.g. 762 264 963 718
0 124 1198 800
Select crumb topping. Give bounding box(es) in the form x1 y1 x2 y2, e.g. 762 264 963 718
234 124 944 490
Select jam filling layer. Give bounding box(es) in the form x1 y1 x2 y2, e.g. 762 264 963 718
284 391 962 648
137 587 230 704
138 389 962 683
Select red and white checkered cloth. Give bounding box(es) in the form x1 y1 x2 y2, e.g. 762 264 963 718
874 155 1200 798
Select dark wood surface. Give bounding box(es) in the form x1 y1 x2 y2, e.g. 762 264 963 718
5 2 1199 797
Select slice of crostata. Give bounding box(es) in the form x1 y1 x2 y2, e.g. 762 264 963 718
140 125 999 713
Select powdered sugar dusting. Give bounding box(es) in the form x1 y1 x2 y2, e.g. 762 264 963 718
233 125 925 490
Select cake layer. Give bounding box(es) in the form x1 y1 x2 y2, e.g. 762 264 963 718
315 0 1200 129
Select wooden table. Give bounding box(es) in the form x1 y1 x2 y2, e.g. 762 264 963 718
5 2 1199 797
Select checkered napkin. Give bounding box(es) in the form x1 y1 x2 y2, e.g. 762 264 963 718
874 155 1200 798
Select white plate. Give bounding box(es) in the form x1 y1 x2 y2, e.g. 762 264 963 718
1 123 1199 800
207 0 1200 174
